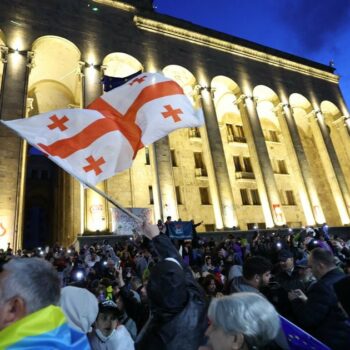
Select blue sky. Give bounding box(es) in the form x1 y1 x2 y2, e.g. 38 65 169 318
154 0 350 110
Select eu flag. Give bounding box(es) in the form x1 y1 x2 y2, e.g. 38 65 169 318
280 315 331 350
102 70 142 92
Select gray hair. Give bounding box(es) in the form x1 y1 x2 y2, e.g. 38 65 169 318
208 292 280 348
0 258 60 314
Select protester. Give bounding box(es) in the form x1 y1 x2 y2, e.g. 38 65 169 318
229 256 272 294
2 224 349 350
135 223 208 350
334 275 350 318
88 300 134 350
288 248 350 350
0 258 90 349
199 292 280 350
60 286 99 334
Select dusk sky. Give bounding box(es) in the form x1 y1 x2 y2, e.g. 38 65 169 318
154 0 350 110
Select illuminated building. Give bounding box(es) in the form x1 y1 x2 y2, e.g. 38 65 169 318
0 0 349 248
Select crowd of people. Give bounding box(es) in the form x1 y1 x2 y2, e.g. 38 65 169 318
0 220 350 349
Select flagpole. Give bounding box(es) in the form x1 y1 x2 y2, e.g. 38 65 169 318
62 168 143 225
83 181 143 224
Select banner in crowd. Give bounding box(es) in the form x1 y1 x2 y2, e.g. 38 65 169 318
111 207 153 236
1 72 204 187
168 221 193 240
280 315 331 350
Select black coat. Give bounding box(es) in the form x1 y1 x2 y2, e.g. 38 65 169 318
135 234 208 350
291 268 350 350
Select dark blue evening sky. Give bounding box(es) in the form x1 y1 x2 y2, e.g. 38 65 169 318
154 0 350 110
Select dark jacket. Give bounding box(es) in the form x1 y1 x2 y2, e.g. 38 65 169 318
291 268 350 350
135 234 208 350
119 284 149 333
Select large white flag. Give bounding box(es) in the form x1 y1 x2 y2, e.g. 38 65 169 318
1 72 204 186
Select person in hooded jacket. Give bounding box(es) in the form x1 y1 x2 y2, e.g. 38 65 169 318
60 286 99 335
135 223 208 350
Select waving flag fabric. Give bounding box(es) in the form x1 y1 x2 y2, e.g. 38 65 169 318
280 315 331 350
1 72 203 186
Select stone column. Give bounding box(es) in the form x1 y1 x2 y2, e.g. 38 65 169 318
275 103 318 225
234 95 274 227
0 48 33 249
332 116 350 170
153 137 178 220
83 64 108 233
198 86 238 228
239 95 285 226
311 110 350 223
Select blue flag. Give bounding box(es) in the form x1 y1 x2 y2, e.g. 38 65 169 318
168 221 193 240
102 70 142 92
280 315 331 350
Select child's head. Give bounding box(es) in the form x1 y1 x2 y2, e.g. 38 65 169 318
95 300 122 337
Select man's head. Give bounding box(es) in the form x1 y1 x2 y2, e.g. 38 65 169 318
243 256 272 289
0 258 60 331
278 250 294 272
308 248 335 279
95 300 122 337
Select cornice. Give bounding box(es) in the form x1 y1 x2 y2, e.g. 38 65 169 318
134 16 339 84
93 0 136 12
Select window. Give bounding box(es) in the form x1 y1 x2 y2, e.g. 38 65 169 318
250 189 261 205
148 186 154 204
145 147 150 165
189 127 201 138
171 149 177 167
227 124 246 142
199 187 211 205
194 152 207 176
194 152 204 168
240 189 250 205
278 160 288 174
269 130 279 142
285 191 296 205
176 186 182 205
226 124 234 137
264 129 279 142
243 157 253 172
233 156 242 172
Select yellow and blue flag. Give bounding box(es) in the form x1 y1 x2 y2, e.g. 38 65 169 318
0 305 90 349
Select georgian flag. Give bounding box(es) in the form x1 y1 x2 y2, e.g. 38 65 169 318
1 72 204 186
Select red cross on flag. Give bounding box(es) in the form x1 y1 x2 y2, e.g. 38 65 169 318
1 72 204 186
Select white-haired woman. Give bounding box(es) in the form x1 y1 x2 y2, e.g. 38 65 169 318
199 292 280 350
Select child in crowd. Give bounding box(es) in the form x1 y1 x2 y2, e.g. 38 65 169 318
88 300 134 350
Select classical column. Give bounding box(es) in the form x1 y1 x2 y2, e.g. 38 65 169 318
198 86 238 228
332 116 350 191
234 95 274 227
83 63 108 232
153 137 178 220
238 94 285 226
313 110 350 223
313 111 350 221
0 49 34 249
275 103 318 225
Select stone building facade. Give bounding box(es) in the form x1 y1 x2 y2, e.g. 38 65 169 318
0 0 349 248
